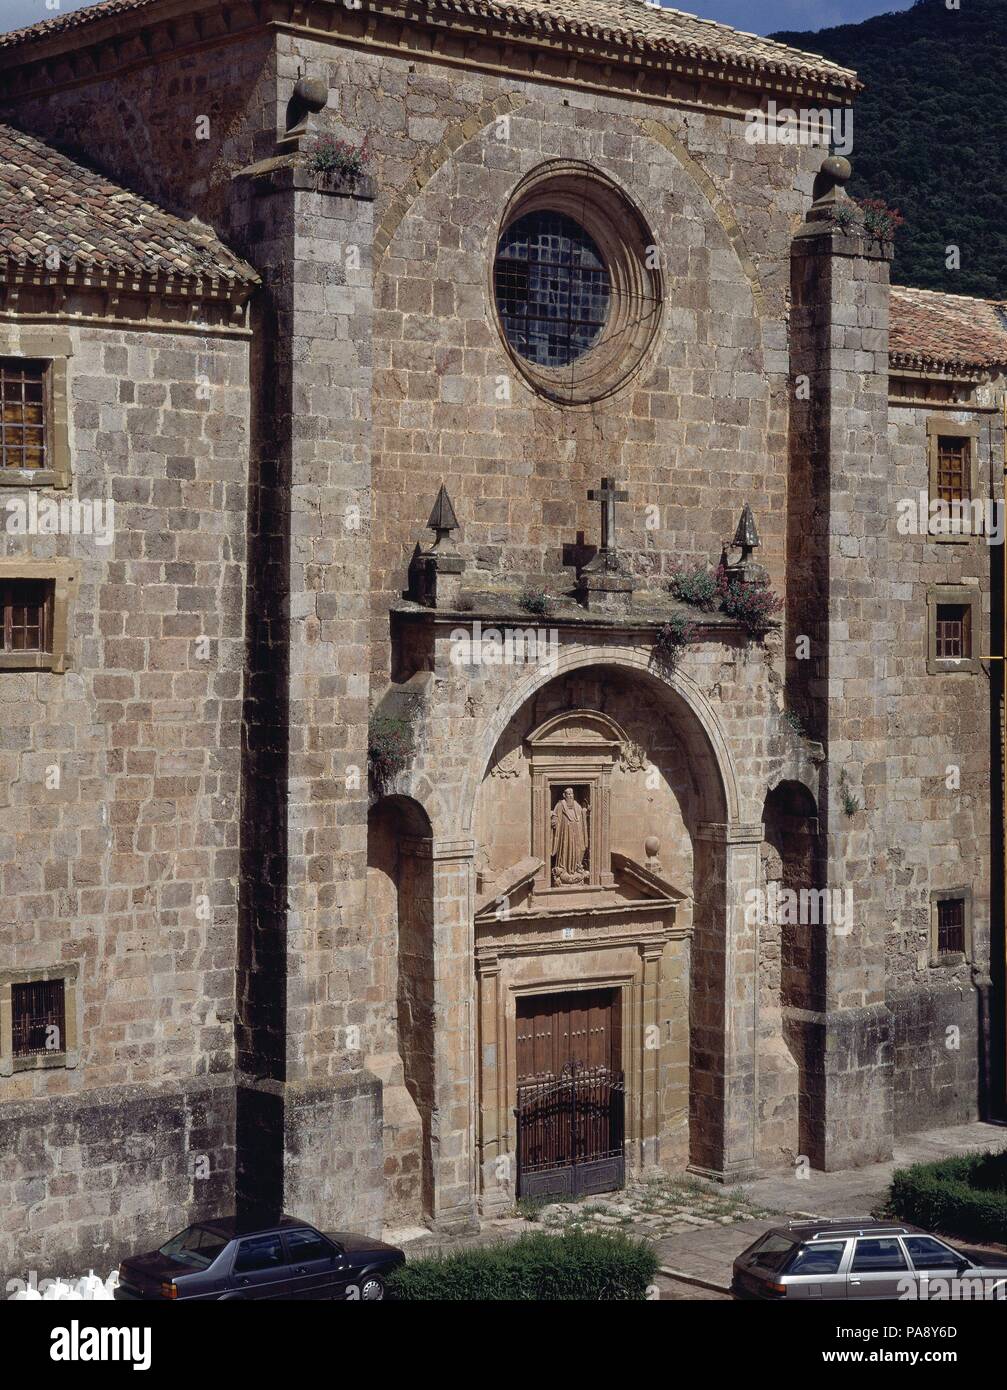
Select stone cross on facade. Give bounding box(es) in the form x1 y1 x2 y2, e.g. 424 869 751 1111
577 478 634 613
587 477 628 557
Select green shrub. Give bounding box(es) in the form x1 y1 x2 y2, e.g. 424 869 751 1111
367 706 418 787
888 1149 1007 1245
387 1229 657 1301
517 587 552 618
669 564 720 611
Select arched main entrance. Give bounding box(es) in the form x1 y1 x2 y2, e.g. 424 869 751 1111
466 660 757 1211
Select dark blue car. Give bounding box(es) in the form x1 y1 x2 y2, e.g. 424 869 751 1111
115 1214 404 1301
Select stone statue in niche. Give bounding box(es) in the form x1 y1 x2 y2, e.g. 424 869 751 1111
551 786 589 885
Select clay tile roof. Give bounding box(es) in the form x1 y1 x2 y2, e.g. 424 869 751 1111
0 122 258 291
889 285 1007 373
0 0 860 89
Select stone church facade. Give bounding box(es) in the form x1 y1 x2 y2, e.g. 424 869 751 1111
0 0 1002 1276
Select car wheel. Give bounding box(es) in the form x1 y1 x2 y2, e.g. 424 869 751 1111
359 1275 385 1302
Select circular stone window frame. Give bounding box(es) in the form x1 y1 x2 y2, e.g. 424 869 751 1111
490 160 664 406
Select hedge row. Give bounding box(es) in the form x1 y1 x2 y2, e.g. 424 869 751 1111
387 1229 658 1301
889 1148 1007 1244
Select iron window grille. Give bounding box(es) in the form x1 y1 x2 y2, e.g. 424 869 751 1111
12 978 66 1058
934 603 970 660
936 436 970 506
936 898 966 956
0 358 48 472
494 210 611 368
1 579 53 653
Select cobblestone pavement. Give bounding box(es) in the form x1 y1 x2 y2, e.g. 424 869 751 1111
513 1173 776 1242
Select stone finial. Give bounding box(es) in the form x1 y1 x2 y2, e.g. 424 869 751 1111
731 502 760 556
408 484 464 609
427 484 459 544
279 76 330 152
645 836 663 874
798 152 853 234
725 502 768 587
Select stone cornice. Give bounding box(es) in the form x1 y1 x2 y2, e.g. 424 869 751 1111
0 270 255 330
0 0 858 111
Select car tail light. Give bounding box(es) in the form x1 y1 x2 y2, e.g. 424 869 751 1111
160 1281 178 1300
768 1281 788 1298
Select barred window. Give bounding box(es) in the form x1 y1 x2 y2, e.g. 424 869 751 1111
1 580 53 653
12 978 66 1058
935 603 970 660
494 211 610 368
0 358 48 472
936 436 970 505
936 898 965 956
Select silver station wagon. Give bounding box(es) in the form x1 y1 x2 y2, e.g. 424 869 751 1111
732 1219 1007 1301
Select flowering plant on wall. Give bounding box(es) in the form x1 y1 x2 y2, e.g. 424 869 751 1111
715 563 783 635
306 134 370 179
830 195 904 244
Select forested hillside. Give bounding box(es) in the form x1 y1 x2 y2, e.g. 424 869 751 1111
772 0 1007 297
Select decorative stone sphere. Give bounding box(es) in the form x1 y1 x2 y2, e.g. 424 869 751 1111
293 76 329 113
645 835 660 860
820 154 851 185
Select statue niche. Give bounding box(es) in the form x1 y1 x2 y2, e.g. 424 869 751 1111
526 710 624 894
550 786 590 885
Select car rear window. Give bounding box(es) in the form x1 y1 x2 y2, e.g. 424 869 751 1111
785 1242 847 1276
286 1229 331 1262
746 1233 797 1272
157 1224 230 1270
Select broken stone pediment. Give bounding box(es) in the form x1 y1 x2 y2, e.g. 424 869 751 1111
474 850 687 924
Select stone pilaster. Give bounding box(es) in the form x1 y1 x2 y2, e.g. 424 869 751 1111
230 163 383 1230
427 839 480 1231
689 822 763 1181
788 162 895 1169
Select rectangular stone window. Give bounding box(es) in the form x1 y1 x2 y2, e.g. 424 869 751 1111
926 418 980 543
934 603 969 660
936 437 969 504
1 578 53 654
0 560 77 673
12 978 65 1059
0 964 79 1074
936 899 965 956
926 585 980 674
929 889 972 966
0 335 72 489
0 358 48 471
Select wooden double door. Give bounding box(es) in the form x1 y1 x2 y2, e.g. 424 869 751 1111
515 989 625 1199
516 988 621 1081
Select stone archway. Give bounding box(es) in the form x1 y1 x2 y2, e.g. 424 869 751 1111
461 656 760 1207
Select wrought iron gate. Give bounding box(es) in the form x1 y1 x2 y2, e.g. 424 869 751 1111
515 1062 626 1199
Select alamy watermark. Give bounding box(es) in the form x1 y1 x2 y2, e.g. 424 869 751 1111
745 102 853 156
449 621 559 674
4 494 115 547
745 883 854 935
896 494 1005 545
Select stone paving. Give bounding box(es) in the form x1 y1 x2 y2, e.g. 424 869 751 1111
515 1173 777 1242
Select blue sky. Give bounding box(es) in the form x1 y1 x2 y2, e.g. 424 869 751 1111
1 0 918 38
